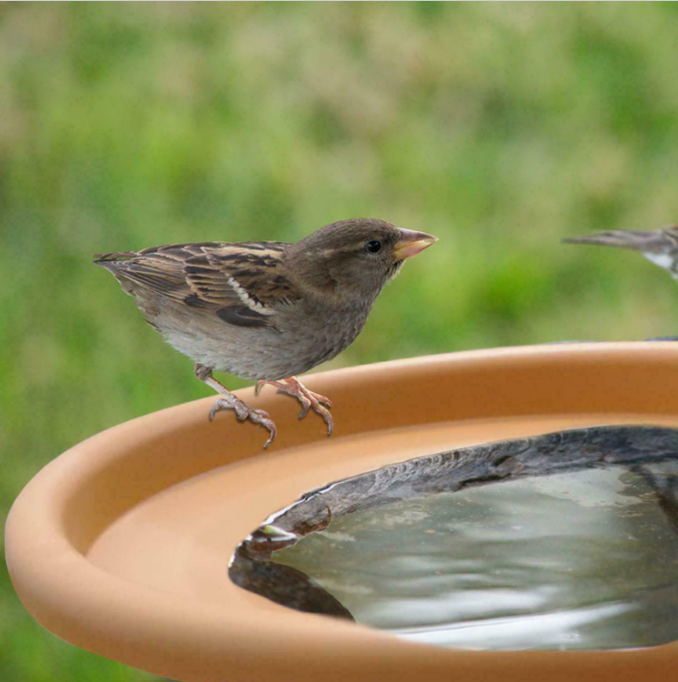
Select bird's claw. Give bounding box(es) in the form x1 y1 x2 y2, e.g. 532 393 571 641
208 399 225 422
257 378 333 437
299 389 332 409
292 388 333 436
209 397 277 448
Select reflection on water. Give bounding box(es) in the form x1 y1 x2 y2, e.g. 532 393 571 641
273 466 678 650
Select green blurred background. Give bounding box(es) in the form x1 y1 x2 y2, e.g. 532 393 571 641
4 2 678 679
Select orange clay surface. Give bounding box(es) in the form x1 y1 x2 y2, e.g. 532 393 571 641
6 343 678 682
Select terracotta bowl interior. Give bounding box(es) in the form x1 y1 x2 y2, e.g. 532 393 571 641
6 343 678 682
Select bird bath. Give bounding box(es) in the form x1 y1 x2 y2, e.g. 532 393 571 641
6 343 678 682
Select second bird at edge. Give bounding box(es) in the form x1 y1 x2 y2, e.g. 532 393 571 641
563 226 678 280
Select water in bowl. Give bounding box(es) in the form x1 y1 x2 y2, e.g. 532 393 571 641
273 465 678 650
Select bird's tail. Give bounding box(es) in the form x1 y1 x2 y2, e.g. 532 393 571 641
562 230 666 252
93 251 138 262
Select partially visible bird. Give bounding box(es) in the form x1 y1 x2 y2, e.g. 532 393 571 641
94 218 437 448
563 226 678 280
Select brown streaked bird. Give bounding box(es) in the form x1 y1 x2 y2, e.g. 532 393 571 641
94 218 437 448
563 226 678 280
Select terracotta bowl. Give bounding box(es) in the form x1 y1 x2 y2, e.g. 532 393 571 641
6 343 678 682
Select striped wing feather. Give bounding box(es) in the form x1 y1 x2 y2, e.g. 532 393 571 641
94 242 298 327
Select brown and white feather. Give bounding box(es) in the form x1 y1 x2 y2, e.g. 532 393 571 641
94 242 300 328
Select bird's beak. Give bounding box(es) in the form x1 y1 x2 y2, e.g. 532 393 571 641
392 228 438 260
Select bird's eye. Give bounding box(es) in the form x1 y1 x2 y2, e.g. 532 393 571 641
365 240 382 254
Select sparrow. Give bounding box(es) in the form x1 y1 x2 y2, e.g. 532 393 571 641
94 218 437 448
563 226 678 280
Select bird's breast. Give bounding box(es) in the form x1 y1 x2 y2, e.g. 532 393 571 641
270 298 373 375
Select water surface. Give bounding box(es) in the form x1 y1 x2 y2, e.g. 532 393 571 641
274 466 678 650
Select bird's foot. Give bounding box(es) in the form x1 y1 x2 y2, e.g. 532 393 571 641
194 363 277 448
256 377 333 436
209 395 277 448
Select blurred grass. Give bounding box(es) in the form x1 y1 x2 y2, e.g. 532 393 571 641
4 3 678 680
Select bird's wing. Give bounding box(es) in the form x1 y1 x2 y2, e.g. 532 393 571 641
562 230 667 252
661 225 678 248
563 227 678 255
94 241 299 328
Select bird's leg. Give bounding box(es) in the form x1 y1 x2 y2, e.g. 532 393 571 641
255 376 333 437
194 363 277 448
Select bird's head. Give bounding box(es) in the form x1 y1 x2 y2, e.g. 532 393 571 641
287 218 437 301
